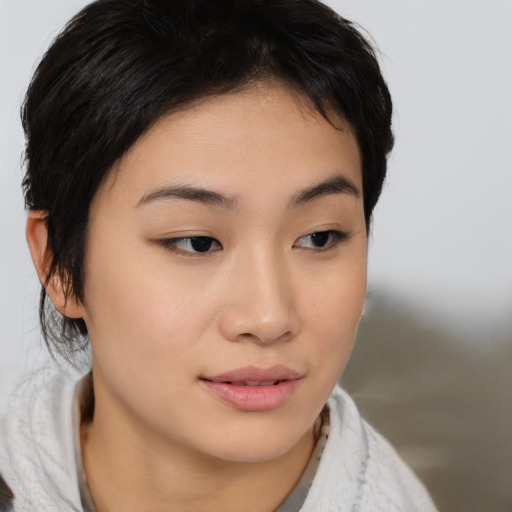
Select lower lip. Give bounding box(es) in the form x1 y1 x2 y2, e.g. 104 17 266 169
201 379 301 412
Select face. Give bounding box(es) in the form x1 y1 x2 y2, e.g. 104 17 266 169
79 81 367 463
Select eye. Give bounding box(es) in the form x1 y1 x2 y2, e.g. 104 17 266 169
293 230 347 250
161 236 222 255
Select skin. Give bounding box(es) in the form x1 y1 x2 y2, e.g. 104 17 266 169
27 81 367 512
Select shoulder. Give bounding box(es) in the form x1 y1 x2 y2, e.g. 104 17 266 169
358 415 438 511
0 366 85 511
301 385 438 512
2 367 79 456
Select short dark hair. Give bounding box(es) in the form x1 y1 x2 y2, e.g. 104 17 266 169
22 0 393 359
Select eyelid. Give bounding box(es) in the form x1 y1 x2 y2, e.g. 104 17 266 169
157 229 348 256
159 236 222 256
293 230 349 251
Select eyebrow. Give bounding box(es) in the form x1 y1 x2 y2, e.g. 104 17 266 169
137 184 239 209
136 174 360 210
288 175 360 207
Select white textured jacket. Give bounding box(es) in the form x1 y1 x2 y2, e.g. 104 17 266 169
0 367 438 511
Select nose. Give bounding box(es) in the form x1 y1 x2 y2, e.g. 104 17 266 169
218 248 300 345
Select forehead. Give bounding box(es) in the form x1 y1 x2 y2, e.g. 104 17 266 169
94 81 362 211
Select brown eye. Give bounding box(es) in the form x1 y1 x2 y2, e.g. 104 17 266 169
310 232 330 247
161 236 222 254
294 230 347 250
190 237 215 252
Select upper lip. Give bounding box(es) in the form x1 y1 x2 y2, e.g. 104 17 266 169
201 365 303 383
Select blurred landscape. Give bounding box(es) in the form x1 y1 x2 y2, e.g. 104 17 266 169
340 289 512 512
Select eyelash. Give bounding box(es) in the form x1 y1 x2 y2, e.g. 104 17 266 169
293 230 348 250
159 236 222 255
159 230 348 256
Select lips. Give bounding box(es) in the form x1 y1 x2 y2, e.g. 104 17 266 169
201 365 302 384
200 365 302 411
224 380 281 386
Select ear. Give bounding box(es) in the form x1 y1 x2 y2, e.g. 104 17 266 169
26 211 84 319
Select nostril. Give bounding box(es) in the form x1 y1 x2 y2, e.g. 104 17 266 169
237 330 293 345
237 332 259 343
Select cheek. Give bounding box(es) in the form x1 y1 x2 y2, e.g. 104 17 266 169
304 252 366 325
81 238 217 375
81 255 214 424
300 254 367 371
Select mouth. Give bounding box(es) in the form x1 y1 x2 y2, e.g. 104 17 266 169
199 365 302 412
201 379 285 386
201 364 302 384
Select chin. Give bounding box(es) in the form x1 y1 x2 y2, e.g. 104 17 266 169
200 422 313 464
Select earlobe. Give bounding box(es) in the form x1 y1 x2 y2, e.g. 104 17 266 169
25 211 84 319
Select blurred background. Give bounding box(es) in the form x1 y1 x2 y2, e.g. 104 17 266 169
1 1 511 510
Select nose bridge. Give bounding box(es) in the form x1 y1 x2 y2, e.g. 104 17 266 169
220 242 298 344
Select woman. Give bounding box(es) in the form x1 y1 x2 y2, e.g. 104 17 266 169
0 0 438 510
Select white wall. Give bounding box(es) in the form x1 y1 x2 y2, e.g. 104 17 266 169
1 0 511 409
